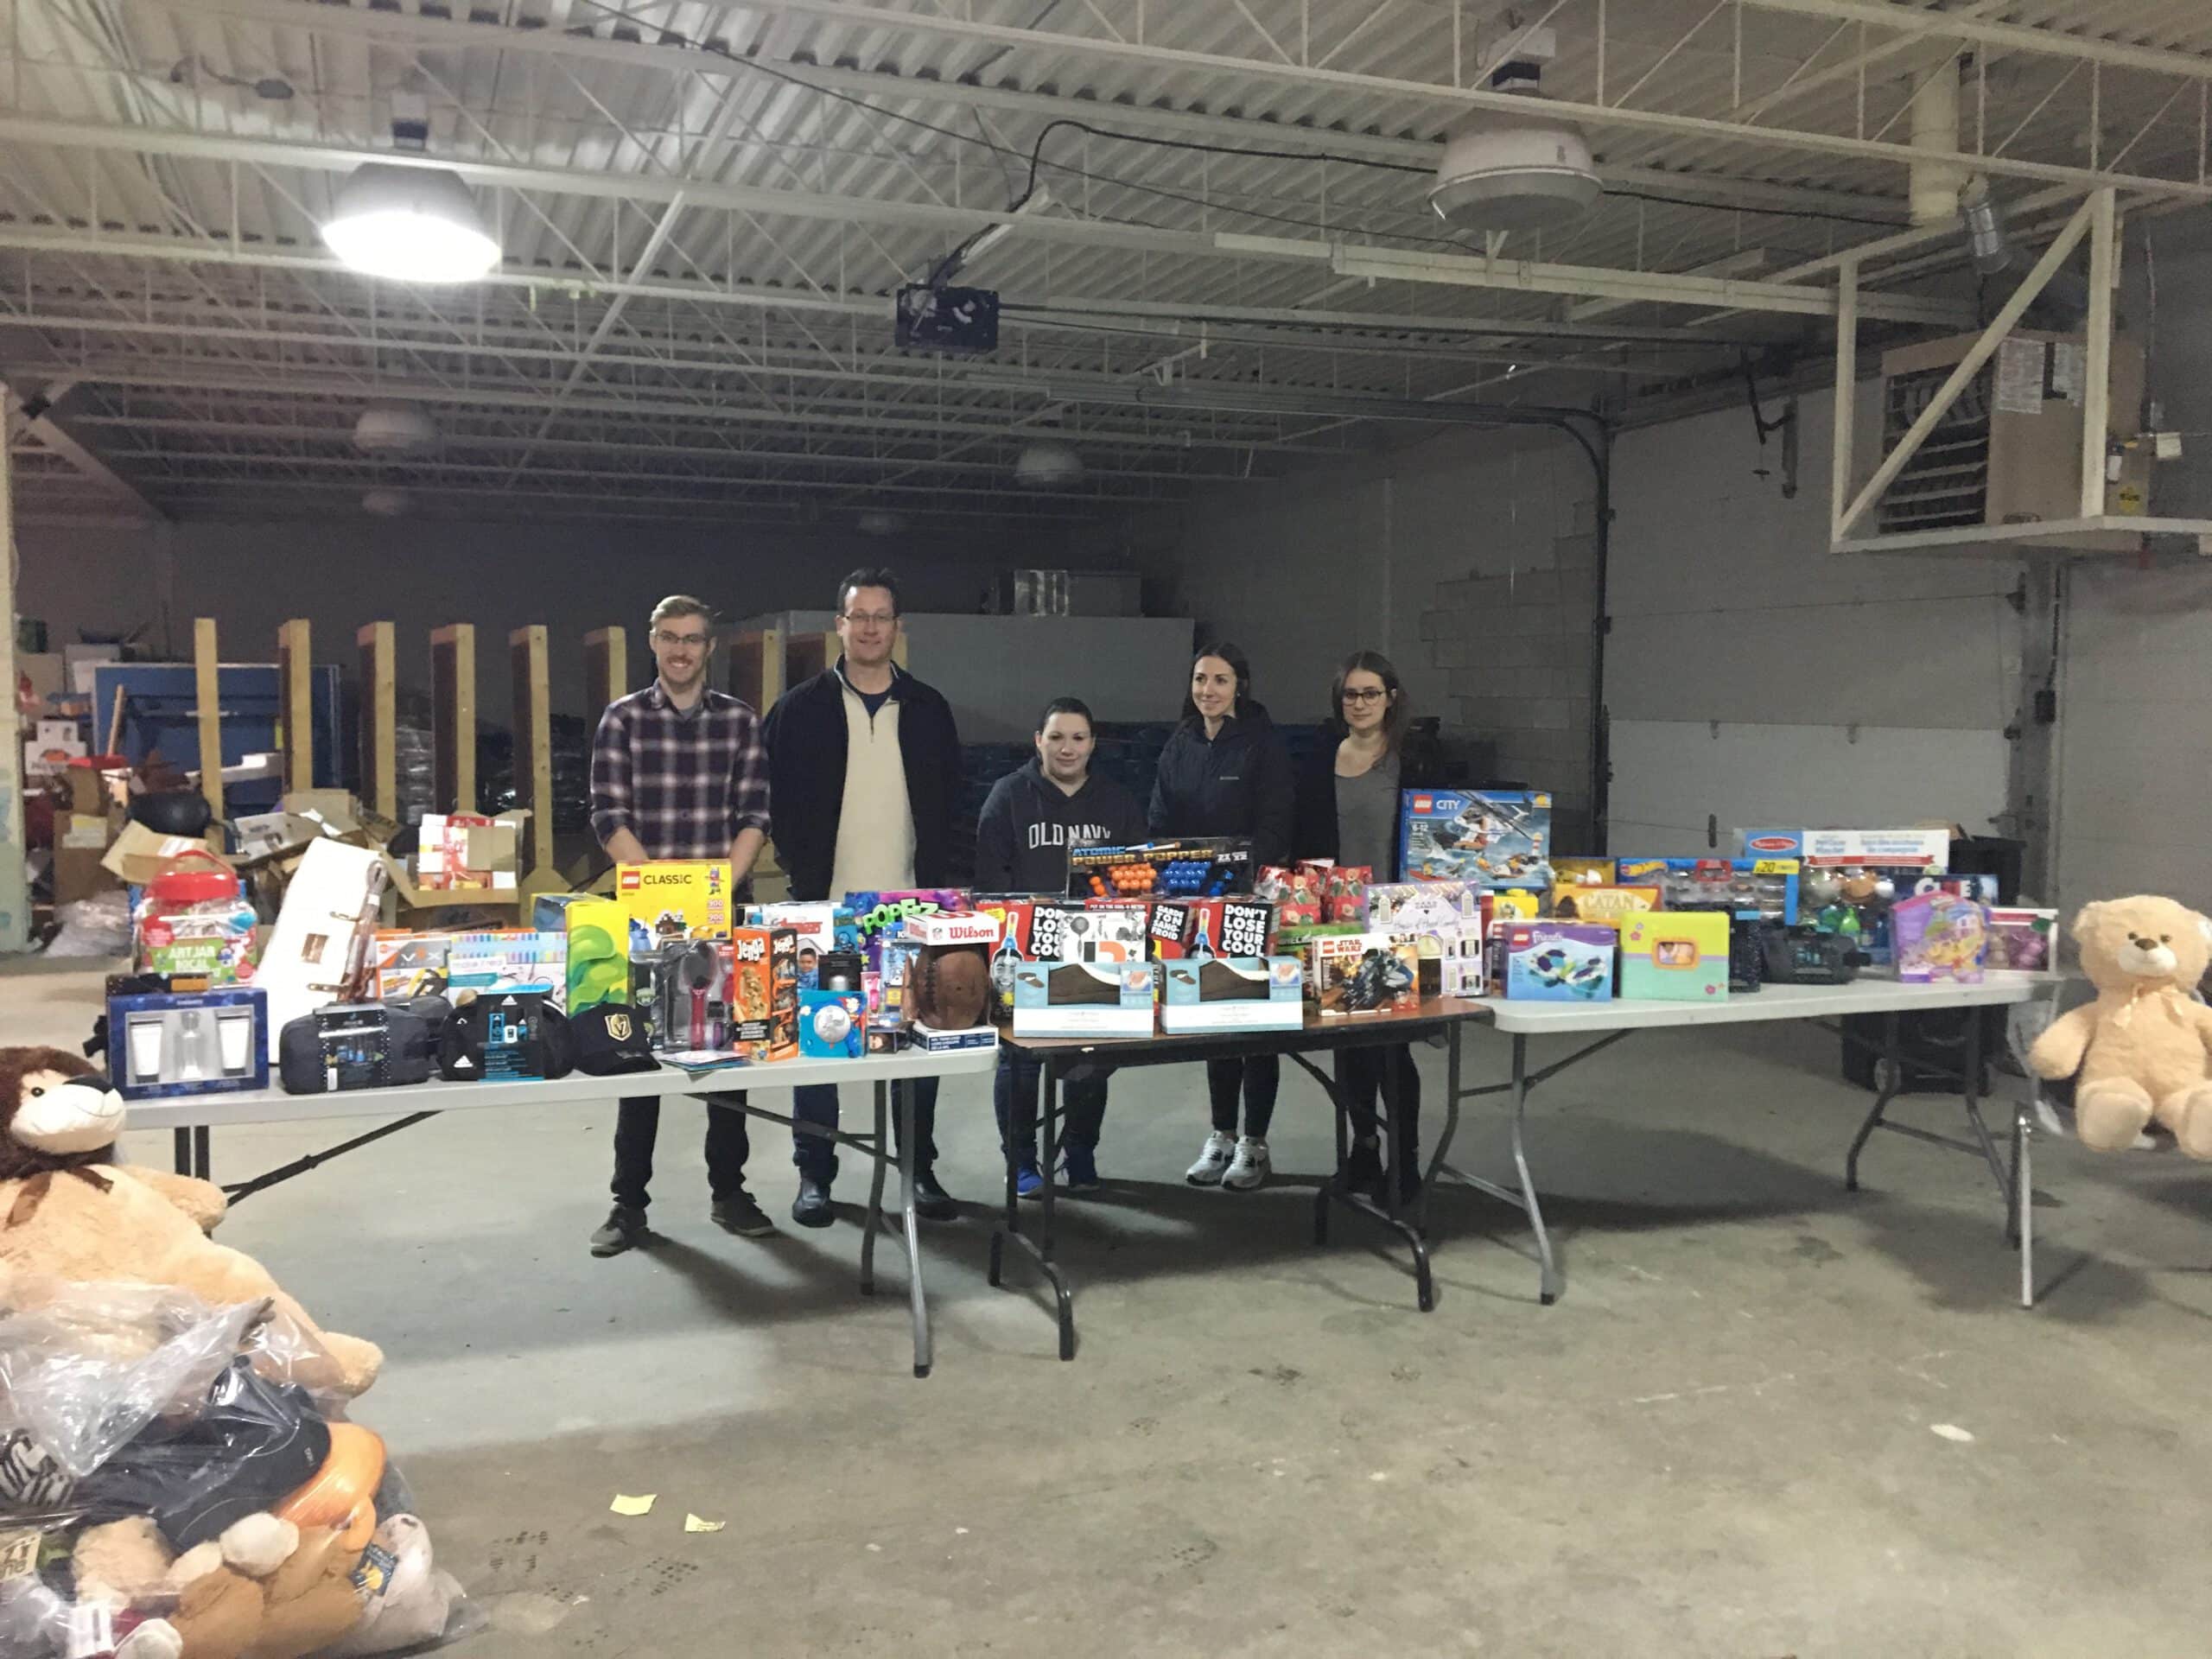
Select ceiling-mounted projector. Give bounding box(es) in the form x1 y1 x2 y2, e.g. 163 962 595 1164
1428 21 1599 233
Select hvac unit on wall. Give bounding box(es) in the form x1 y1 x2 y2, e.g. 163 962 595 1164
1875 330 2151 550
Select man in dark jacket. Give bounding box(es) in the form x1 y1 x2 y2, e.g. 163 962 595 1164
976 697 1148 1198
763 568 963 1227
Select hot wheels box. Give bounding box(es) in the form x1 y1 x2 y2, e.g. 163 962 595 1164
1620 913 1730 1001
1400 791 1552 890
1160 956 1305 1033
619 861 734 948
1618 857 1801 924
1011 960 1157 1038
1503 923 1615 1001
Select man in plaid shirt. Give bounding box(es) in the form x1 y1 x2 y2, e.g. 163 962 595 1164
586 594 773 1257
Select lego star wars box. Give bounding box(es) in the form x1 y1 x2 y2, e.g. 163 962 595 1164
1303 932 1420 1017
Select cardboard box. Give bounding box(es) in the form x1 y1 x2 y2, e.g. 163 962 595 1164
620 861 736 946
1065 838 1251 900
798 988 867 1058
60 811 112 853
1986 906 2057 976
1031 901 1148 964
1620 913 1731 1001
1618 856 1802 924
1546 884 1662 928
104 823 230 887
1304 931 1420 1017
23 720 86 780
372 931 454 1001
1145 897 1274 963
1400 790 1553 890
563 899 631 1011
1011 960 1157 1038
1503 923 1616 1001
909 1020 999 1053
108 987 268 1101
1160 956 1305 1033
1891 893 1987 984
230 811 329 868
54 842 122 906
65 757 127 817
904 912 1004 948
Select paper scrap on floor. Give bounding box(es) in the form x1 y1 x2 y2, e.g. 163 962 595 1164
683 1515 726 1534
610 1493 658 1516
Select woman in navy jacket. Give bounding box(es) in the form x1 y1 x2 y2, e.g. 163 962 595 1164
1149 643 1294 1192
1293 649 1446 1204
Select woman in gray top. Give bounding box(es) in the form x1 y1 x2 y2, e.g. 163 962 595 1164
1293 650 1445 1205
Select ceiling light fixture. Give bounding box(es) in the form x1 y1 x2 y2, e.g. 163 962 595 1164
321 162 499 284
353 400 438 455
1428 22 1599 233
361 486 414 518
1014 439 1084 489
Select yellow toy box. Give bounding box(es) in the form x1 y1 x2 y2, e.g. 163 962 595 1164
617 861 734 949
1620 912 1730 1002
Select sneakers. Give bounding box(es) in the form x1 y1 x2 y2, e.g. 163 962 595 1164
710 1190 776 1238
1062 1144 1102 1194
1014 1159 1046 1201
1222 1136 1271 1192
589 1205 647 1257
791 1177 835 1229
1185 1130 1236 1186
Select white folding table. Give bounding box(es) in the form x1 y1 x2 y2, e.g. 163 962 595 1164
1440 977 2059 1304
130 1048 998 1377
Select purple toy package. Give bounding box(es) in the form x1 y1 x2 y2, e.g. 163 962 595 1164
1891 892 1987 984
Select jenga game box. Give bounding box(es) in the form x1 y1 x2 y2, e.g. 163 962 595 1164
724 926 799 1061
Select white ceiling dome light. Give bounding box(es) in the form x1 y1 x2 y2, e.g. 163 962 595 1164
361 486 414 518
1014 439 1084 489
353 401 438 455
321 162 499 283
856 509 906 537
1427 21 1599 233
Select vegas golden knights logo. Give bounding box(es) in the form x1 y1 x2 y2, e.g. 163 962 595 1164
607 1012 632 1041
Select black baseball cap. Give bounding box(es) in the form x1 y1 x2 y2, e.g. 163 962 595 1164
569 1002 658 1076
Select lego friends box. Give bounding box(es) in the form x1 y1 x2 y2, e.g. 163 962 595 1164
1400 791 1552 892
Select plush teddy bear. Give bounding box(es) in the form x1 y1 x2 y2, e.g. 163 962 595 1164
77 1509 371 1659
2029 896 2212 1156
0 1046 381 1397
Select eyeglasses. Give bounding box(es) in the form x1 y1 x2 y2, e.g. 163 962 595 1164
1341 688 1389 705
841 611 898 628
653 630 710 649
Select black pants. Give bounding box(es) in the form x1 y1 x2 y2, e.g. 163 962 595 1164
994 1052 1109 1166
611 1090 749 1211
1206 1054 1280 1139
1340 1045 1421 1176
791 1078 938 1185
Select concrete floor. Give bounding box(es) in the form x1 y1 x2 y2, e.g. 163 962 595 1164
10 967 2212 1656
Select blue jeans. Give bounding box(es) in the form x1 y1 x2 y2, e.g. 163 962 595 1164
791 1077 938 1186
993 1052 1109 1167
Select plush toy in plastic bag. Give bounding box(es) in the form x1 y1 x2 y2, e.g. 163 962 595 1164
0 1281 466 1659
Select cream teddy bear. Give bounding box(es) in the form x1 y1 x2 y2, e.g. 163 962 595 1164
2029 896 2212 1156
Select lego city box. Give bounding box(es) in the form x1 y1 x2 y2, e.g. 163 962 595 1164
1011 960 1157 1039
618 861 735 948
1620 912 1731 1002
1399 791 1552 891
1160 956 1305 1033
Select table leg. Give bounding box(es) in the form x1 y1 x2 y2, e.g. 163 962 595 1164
860 1081 887 1297
173 1128 191 1177
898 1080 931 1379
1845 1011 1903 1191
193 1126 211 1180
986 1056 1076 1360
2016 1105 2036 1310
1510 1033 1561 1306
1378 1045 1435 1313
1313 1051 1349 1247
1955 1008 2009 1205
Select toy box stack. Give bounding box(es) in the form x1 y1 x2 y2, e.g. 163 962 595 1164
1734 829 1948 964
